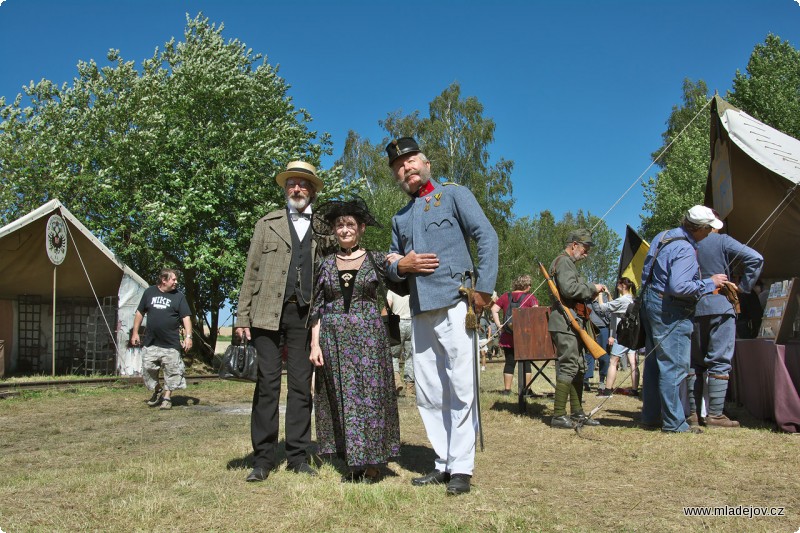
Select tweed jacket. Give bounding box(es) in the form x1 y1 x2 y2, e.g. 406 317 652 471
236 208 321 331
547 253 598 335
387 182 498 316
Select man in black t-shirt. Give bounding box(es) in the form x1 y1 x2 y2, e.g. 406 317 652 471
131 268 192 410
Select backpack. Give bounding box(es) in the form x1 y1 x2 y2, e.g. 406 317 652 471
615 298 645 350
502 292 526 334
615 235 689 350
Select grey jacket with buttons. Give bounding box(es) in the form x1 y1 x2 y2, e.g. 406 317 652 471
387 182 498 316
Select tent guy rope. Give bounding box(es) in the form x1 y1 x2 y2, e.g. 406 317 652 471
591 97 713 233
61 210 120 356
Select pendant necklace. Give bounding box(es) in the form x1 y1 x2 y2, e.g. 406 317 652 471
341 272 354 287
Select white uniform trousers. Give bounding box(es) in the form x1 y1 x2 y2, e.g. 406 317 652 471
412 300 477 475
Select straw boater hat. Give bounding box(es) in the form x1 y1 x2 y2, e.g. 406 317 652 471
275 161 324 192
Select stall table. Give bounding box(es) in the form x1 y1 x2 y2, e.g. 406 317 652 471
731 339 800 432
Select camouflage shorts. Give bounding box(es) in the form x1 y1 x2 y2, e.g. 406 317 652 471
142 345 186 391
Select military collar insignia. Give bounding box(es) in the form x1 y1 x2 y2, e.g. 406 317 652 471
415 180 436 198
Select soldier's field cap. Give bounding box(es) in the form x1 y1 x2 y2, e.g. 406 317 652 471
386 137 421 166
566 229 594 247
686 205 723 230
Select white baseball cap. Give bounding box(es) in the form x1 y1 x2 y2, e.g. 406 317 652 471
686 205 723 230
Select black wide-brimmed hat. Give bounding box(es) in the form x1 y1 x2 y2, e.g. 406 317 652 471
386 137 421 166
312 196 381 236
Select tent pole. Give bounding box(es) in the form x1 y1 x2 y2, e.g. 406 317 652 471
52 266 56 377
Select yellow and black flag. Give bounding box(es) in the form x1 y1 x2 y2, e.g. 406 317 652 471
618 225 650 290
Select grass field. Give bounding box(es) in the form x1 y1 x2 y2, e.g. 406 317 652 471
0 360 797 532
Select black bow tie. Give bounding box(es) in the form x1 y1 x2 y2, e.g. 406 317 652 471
290 212 311 221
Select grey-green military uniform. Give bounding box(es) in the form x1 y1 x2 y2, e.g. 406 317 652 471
548 253 598 382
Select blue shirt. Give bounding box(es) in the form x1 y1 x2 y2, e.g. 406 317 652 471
640 227 716 298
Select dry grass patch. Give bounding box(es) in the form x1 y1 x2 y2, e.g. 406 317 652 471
1 364 798 532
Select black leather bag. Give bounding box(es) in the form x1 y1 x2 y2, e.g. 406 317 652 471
616 298 645 350
366 251 402 346
382 312 402 346
219 341 259 382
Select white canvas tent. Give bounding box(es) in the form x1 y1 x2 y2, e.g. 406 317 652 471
0 200 148 376
706 95 800 279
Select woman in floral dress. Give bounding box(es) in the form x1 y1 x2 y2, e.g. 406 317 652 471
309 197 400 483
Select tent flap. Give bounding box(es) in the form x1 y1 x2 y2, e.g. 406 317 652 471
707 96 800 280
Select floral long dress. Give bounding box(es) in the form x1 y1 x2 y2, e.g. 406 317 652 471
311 251 401 468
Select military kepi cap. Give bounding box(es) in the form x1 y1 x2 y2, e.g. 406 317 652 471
566 229 594 246
386 137 421 166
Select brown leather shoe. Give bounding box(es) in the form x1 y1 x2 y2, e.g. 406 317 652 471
686 413 701 427
705 414 740 428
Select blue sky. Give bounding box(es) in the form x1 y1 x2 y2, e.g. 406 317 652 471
2 0 799 244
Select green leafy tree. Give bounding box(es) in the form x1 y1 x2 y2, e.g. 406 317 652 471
496 210 620 305
0 14 349 360
729 33 800 139
336 131 406 253
640 35 800 241
640 79 710 240
497 216 541 294
336 83 515 274
380 82 515 233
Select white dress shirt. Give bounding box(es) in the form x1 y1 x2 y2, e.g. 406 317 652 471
288 205 312 240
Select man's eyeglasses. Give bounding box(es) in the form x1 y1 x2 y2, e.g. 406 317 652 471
286 179 311 190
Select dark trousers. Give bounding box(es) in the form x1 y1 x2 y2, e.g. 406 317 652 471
502 347 530 375
250 302 313 469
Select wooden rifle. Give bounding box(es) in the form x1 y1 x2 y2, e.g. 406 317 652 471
537 261 607 360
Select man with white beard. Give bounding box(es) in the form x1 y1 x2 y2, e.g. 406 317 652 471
236 161 325 482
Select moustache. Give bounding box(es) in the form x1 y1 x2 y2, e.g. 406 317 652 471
404 170 420 180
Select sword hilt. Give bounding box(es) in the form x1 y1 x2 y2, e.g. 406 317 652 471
460 271 479 330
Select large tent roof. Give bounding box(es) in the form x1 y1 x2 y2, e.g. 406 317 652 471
706 95 800 280
0 200 147 299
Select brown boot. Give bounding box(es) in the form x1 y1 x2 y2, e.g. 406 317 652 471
705 414 740 428
686 413 702 427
